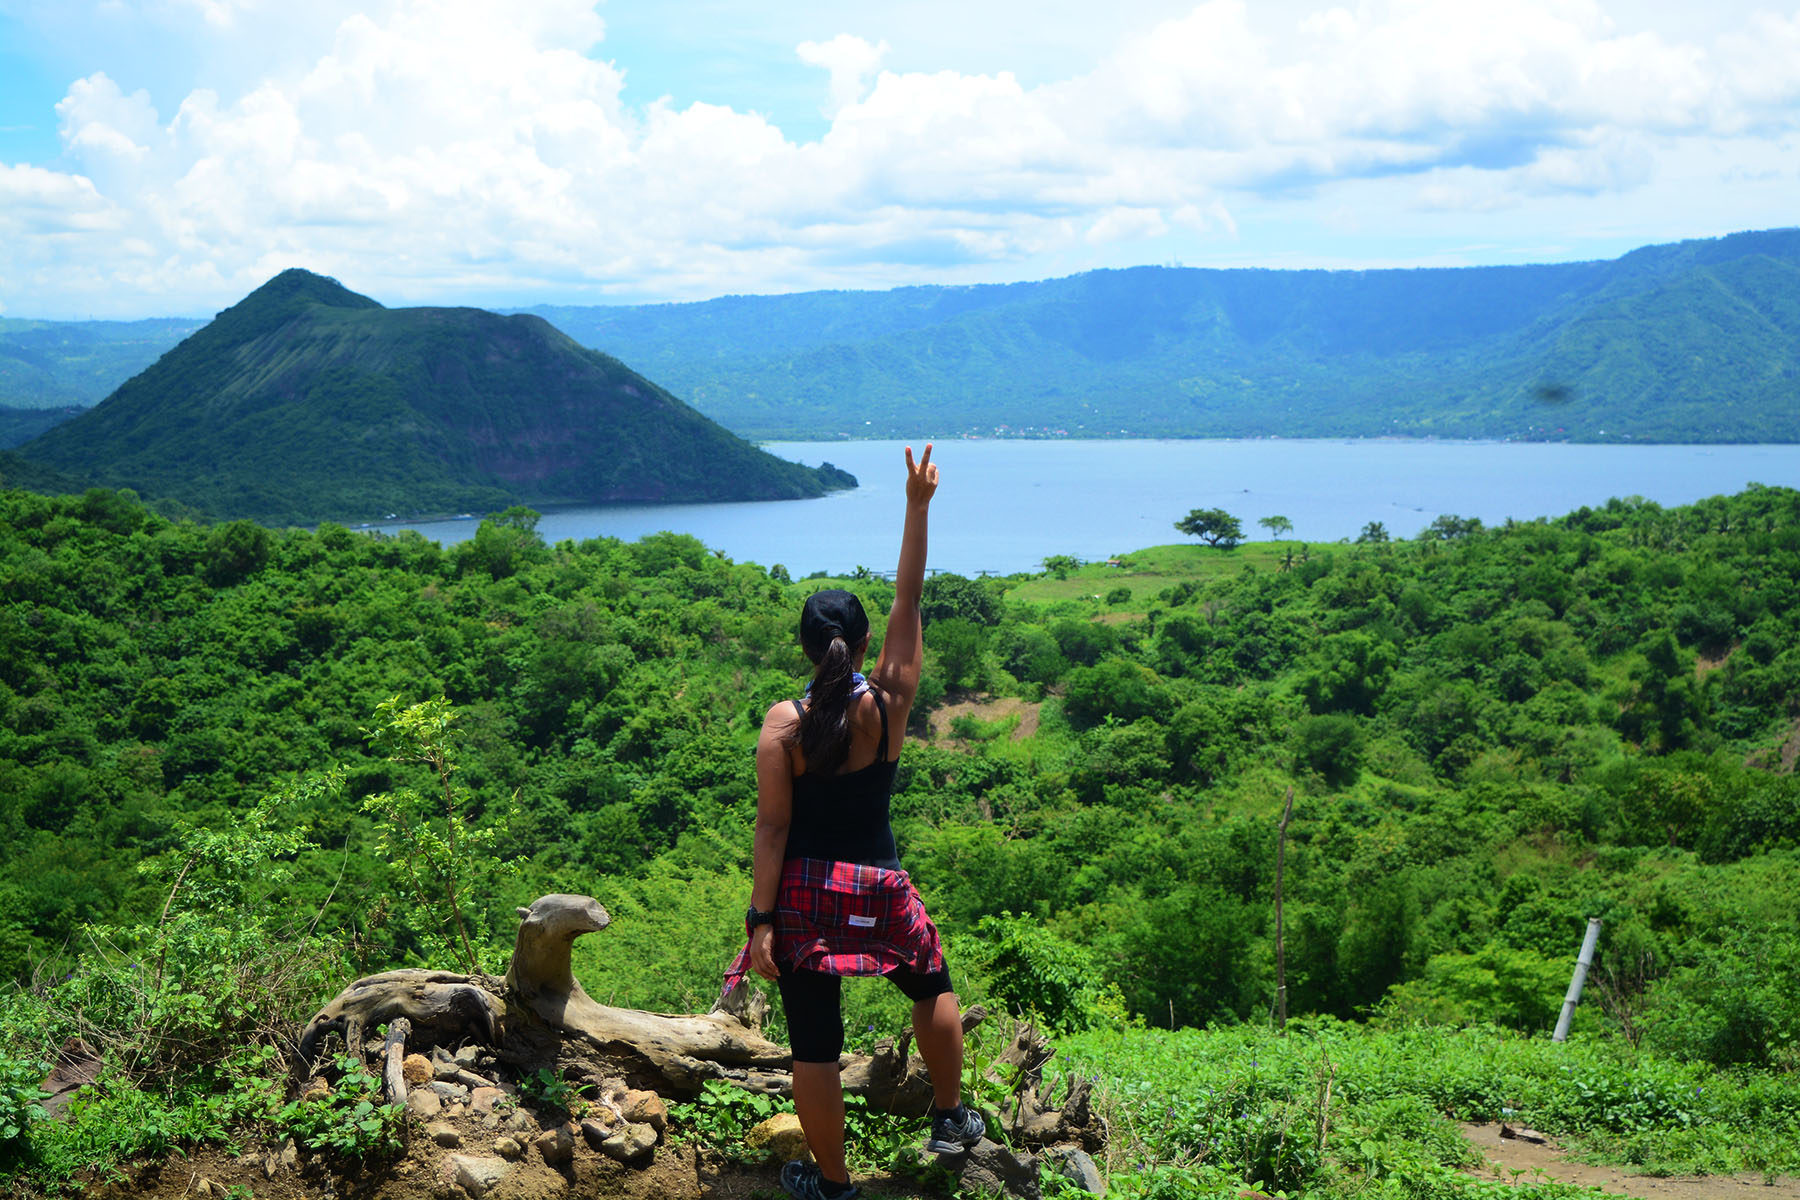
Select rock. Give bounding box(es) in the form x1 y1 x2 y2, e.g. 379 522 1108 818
403 1053 434 1086
956 1139 1040 1200
448 1154 513 1199
428 1122 462 1148
600 1122 658 1165
39 1037 103 1120
408 1088 444 1118
452 1045 484 1070
506 1109 537 1133
745 1113 808 1162
429 1081 469 1103
469 1086 506 1115
622 1089 668 1133
1043 1145 1105 1194
279 1139 299 1170
535 1125 576 1165
302 1077 332 1102
581 1117 615 1149
493 1136 524 1159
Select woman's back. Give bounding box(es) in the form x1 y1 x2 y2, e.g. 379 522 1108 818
784 688 900 869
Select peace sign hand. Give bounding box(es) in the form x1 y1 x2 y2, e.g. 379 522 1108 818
905 443 939 508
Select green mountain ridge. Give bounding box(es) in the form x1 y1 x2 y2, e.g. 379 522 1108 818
6 229 1798 445
521 227 1800 441
11 270 855 524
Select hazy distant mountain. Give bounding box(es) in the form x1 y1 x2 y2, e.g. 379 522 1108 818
9 229 1797 448
0 317 206 410
523 228 1800 442
13 270 854 524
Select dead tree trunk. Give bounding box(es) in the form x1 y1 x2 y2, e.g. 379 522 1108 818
300 893 1100 1140
1272 785 1294 1032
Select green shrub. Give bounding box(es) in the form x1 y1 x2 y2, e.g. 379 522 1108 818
963 913 1123 1033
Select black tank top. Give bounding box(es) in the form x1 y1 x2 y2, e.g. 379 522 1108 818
783 688 901 870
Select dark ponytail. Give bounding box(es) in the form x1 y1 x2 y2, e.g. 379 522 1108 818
799 634 856 774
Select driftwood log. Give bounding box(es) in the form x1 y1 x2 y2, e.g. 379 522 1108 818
300 893 1107 1147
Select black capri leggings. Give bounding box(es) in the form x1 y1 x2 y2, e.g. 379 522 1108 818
777 963 954 1064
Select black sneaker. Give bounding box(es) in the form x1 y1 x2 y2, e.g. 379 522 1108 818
925 1104 986 1154
779 1159 859 1200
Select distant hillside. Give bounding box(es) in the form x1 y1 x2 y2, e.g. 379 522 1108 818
523 228 1800 442
0 405 82 450
15 270 855 525
0 316 203 408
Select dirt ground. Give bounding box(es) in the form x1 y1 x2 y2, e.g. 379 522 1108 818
924 695 1041 742
1460 1123 1799 1200
79 1141 949 1200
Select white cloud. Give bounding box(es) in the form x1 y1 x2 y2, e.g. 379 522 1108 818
3 0 1798 315
796 34 890 117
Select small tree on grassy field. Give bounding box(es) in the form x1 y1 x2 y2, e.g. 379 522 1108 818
1175 508 1243 549
1258 515 1293 539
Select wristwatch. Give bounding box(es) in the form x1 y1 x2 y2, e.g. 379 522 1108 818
746 907 775 930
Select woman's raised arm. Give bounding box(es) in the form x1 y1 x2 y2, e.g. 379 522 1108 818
870 444 937 733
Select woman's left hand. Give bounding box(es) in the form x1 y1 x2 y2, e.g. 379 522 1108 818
749 925 778 980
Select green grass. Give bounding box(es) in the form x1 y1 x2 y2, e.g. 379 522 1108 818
1056 1020 1800 1197
1009 541 1306 608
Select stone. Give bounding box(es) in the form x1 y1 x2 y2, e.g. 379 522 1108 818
448 1155 513 1199
408 1088 444 1119
506 1109 537 1133
428 1122 462 1149
600 1122 658 1165
452 1044 484 1069
1043 1145 1105 1194
469 1086 505 1115
402 1053 434 1086
621 1090 668 1134
302 1077 331 1103
279 1139 299 1170
535 1125 576 1165
493 1136 524 1159
745 1113 809 1162
580 1117 615 1149
957 1139 1040 1200
429 1081 469 1103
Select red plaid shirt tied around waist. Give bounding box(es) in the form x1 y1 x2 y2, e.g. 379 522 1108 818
719 857 945 1005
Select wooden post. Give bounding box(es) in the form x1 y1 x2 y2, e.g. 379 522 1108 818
1553 917 1603 1042
1272 786 1294 1032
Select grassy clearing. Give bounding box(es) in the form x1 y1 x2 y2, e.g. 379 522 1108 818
1055 1020 1800 1198
1008 541 1306 609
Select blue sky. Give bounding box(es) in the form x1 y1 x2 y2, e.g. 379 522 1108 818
1 0 1796 318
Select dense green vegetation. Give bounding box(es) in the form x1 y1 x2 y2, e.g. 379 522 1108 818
0 317 203 411
3 481 1800 1192
529 228 1800 442
11 270 855 525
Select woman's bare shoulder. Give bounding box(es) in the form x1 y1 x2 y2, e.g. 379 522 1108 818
761 699 801 736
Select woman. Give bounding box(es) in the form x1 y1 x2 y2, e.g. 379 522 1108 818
720 444 983 1200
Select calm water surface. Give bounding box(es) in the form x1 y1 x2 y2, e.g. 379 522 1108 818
370 440 1800 576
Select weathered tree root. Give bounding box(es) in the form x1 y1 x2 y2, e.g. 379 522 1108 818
298 893 1108 1159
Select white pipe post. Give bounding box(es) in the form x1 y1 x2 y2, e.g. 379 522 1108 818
1553 917 1603 1042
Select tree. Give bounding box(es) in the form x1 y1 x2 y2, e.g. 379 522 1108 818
1258 515 1293 539
1356 521 1390 544
1175 508 1243 548
1041 554 1080 580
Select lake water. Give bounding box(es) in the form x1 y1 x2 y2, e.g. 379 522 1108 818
368 440 1800 577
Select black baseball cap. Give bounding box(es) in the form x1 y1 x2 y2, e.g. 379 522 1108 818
799 589 869 658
